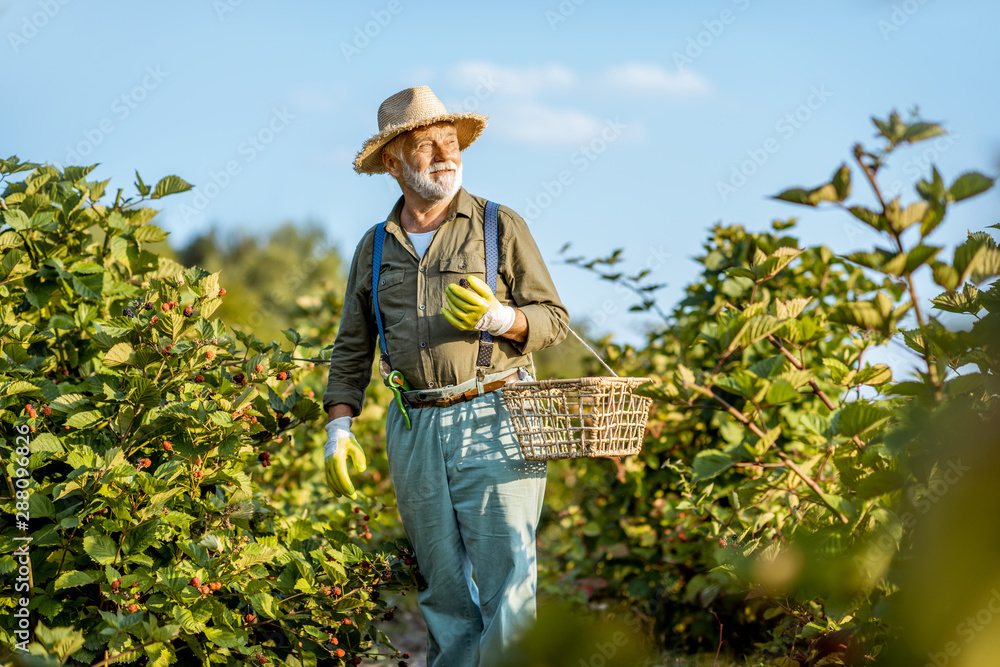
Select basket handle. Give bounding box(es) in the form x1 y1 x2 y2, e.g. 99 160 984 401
567 327 619 378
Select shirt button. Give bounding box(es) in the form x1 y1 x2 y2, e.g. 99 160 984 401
459 263 466 269
428 382 435 388
420 342 427 348
380 279 386 286
419 266 426 272
419 304 425 310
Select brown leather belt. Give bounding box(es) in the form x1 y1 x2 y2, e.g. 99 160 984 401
408 372 518 409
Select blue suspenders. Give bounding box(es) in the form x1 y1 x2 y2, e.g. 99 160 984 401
371 200 500 376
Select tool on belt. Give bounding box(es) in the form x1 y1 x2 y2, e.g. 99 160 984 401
371 200 501 423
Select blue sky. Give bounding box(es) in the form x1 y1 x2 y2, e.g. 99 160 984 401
3 0 998 349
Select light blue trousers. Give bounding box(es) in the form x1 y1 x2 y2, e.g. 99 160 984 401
386 389 547 667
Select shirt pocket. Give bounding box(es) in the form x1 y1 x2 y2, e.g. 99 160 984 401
438 254 488 300
374 268 409 326
439 254 510 304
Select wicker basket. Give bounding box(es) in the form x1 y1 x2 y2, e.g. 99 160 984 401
501 376 653 461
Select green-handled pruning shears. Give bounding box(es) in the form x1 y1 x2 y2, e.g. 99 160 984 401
386 370 412 430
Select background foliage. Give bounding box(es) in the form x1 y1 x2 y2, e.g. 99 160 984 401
2 109 998 666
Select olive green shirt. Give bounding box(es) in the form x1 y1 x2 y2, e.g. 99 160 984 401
323 188 569 416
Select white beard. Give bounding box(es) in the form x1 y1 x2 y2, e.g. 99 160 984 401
402 159 463 203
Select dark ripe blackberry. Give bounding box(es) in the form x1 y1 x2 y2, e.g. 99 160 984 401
124 308 135 318
258 451 271 467
277 416 291 429
459 278 471 289
143 302 153 310
233 373 245 384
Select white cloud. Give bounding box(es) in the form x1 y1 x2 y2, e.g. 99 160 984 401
602 63 711 96
495 103 605 145
451 61 575 97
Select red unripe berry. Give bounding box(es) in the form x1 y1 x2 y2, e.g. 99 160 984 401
195 375 205 383
111 579 121 590
43 404 52 416
255 364 263 373
209 582 221 590
363 515 370 521
190 577 201 587
218 288 226 296
161 302 169 312
364 532 372 540
342 618 352 626
335 648 345 657
183 306 193 317
276 371 287 381
256 653 266 664
333 586 342 596
128 603 138 613
150 315 158 324
200 585 211 595
163 441 172 451
205 349 215 360
245 613 256 623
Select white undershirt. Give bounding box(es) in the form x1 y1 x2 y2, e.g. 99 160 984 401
408 229 435 259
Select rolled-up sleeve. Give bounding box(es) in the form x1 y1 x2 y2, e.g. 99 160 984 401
323 231 377 416
499 207 569 354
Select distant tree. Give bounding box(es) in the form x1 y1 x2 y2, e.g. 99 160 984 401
175 222 346 346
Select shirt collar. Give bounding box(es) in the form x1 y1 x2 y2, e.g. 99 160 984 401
384 187 472 233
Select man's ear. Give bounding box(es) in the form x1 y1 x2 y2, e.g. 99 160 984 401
382 149 400 178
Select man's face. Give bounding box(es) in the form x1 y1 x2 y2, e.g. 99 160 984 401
403 122 461 176
389 122 463 203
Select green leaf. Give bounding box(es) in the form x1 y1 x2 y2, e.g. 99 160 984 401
773 188 816 207
834 402 892 438
84 535 118 565
103 342 134 367
901 122 946 144
855 364 893 385
765 380 800 405
849 206 885 231
133 225 169 243
822 358 853 386
151 175 193 199
949 171 994 202
54 570 99 590
204 627 242 649
832 163 851 200
66 410 103 429
3 208 32 230
692 450 736 481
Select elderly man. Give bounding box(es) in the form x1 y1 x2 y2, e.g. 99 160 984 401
322 86 569 665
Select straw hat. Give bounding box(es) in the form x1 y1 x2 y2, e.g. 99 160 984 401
353 86 488 175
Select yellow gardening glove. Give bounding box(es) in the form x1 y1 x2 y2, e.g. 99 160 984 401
323 417 367 499
442 275 516 335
